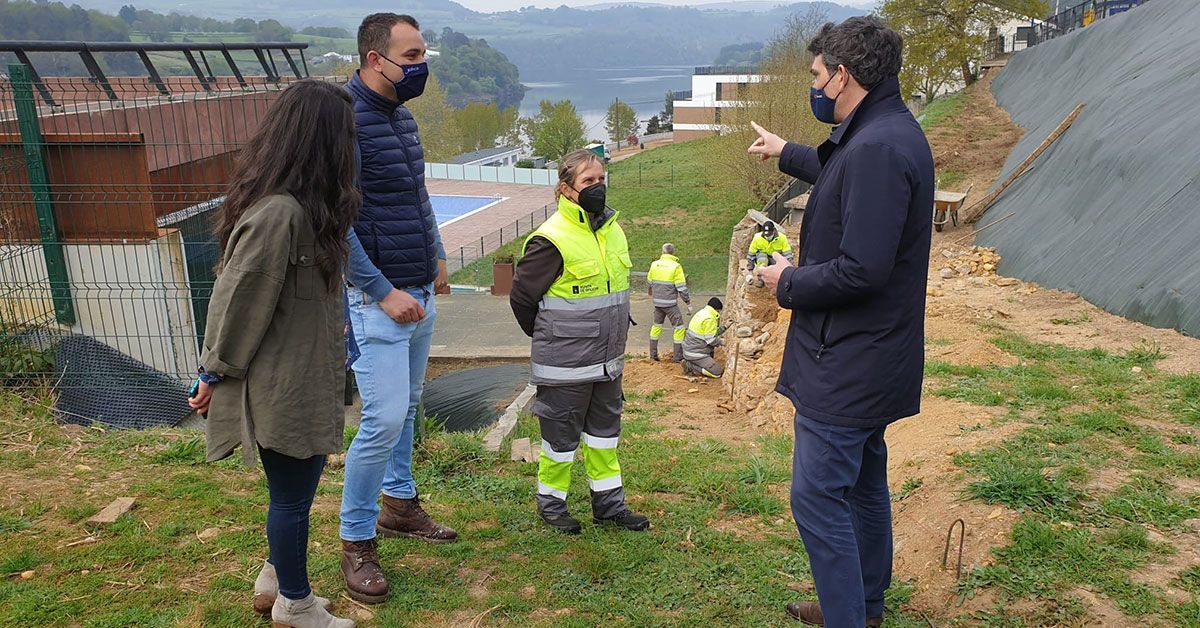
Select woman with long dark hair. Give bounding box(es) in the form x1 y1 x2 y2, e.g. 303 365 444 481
188 79 360 628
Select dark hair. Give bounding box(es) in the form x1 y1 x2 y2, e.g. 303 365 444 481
358 13 420 66
807 16 902 90
216 80 361 290
709 297 723 311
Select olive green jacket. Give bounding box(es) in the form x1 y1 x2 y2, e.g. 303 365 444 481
201 194 346 465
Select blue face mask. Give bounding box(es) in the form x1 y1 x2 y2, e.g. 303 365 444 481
810 69 842 124
377 53 428 103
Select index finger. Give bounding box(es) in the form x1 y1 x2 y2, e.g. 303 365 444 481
750 120 768 137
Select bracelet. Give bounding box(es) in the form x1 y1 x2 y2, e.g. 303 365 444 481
197 367 223 385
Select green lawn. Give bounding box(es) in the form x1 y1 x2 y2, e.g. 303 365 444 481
451 137 757 292
918 91 967 131
4 325 1197 624
0 387 928 626
923 331 1200 625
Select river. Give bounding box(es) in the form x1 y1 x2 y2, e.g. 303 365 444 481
518 65 701 139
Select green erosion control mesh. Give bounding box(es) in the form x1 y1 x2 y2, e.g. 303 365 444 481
984 0 1200 335
422 364 531 433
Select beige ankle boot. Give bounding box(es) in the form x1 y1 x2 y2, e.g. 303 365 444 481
253 562 331 616
271 592 355 628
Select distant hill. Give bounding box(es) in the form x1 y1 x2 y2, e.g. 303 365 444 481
73 0 866 79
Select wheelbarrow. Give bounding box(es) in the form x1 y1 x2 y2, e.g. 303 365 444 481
933 185 972 232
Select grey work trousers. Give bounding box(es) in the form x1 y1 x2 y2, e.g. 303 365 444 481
532 376 627 519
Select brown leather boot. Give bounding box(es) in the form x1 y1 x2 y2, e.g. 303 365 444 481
376 494 458 544
785 601 882 627
340 539 389 604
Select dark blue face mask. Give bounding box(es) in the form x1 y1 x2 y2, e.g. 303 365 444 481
809 68 842 124
376 53 428 103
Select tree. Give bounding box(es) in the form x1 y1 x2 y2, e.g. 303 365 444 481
526 100 586 163
300 26 351 38
232 18 258 33
705 8 831 202
713 41 764 68
645 115 664 135
879 0 1048 91
890 12 964 102
660 90 675 129
605 99 639 143
452 102 520 153
427 28 525 109
405 73 464 163
118 4 137 25
254 19 293 42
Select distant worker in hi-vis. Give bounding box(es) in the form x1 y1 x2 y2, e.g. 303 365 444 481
747 220 794 287
509 148 650 534
647 243 691 362
682 298 727 378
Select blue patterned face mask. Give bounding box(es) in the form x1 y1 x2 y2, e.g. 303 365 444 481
810 68 842 124
376 53 428 102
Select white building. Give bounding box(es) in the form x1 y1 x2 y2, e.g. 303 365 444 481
671 67 764 140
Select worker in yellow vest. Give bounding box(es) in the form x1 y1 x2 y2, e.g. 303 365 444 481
746 221 793 287
682 298 727 378
647 243 691 362
508 149 649 535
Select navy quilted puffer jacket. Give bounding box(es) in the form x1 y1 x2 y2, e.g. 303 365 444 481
347 72 438 288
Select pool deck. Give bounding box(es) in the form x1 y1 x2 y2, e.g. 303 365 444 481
427 179 556 267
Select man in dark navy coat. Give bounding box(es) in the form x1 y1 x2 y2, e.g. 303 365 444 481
749 16 934 627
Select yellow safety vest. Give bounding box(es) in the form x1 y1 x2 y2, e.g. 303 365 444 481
523 195 632 385
647 253 689 307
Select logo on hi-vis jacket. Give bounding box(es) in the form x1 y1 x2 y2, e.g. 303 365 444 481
571 284 601 296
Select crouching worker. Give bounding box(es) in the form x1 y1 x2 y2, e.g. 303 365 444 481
746 221 793 287
188 80 359 628
509 149 650 534
682 298 727 378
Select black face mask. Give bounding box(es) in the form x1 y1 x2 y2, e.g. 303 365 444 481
573 182 607 214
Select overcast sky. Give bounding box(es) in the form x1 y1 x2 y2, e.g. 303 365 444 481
453 1 878 13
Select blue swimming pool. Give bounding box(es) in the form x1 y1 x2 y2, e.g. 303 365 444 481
430 194 499 226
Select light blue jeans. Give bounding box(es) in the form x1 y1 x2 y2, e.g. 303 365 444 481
340 284 436 542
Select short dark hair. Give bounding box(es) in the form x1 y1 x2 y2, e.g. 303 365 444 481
807 16 902 90
709 297 723 311
358 13 420 66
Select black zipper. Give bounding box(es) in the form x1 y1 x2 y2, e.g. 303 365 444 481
816 312 833 359
370 223 381 261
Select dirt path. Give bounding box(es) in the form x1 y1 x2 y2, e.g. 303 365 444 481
609 139 673 163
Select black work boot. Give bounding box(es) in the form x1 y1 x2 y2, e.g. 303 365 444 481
539 510 582 534
594 508 650 531
650 339 660 361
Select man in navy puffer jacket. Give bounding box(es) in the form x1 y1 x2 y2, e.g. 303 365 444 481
338 13 458 605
